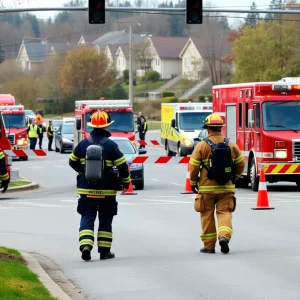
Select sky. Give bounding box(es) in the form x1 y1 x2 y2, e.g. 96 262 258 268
2 0 272 27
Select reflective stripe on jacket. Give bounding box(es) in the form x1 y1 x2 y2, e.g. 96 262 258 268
0 150 9 181
189 132 245 193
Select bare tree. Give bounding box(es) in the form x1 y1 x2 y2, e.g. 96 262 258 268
132 39 153 74
190 21 232 85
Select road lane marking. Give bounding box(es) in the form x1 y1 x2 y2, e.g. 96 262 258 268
170 182 182 186
150 178 159 181
141 199 191 204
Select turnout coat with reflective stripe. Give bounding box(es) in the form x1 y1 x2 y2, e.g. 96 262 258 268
0 150 9 181
189 132 245 193
69 129 130 196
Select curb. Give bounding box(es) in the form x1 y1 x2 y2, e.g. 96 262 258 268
20 251 72 300
7 182 40 193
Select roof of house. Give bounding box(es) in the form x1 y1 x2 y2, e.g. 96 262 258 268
17 37 75 62
149 36 189 59
79 34 100 44
106 44 122 56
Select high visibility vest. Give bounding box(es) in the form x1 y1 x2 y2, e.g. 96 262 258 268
47 125 53 136
28 125 38 138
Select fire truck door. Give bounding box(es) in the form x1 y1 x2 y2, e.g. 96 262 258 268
226 105 236 143
252 103 261 153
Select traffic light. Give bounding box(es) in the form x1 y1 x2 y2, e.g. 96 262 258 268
186 0 203 24
89 0 105 24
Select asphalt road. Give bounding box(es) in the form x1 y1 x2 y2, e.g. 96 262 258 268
1 131 300 300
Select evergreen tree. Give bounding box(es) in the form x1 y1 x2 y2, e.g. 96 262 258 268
244 1 260 26
111 83 128 99
0 42 4 64
265 0 282 22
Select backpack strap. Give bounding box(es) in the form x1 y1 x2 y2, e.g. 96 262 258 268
201 138 215 171
87 135 108 145
224 137 230 145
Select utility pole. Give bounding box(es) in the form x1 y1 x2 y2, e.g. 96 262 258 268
115 21 140 107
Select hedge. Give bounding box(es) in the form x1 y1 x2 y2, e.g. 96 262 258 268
198 94 212 102
162 96 178 103
162 91 175 98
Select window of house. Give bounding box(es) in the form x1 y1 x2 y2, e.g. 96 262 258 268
239 103 242 128
184 58 189 67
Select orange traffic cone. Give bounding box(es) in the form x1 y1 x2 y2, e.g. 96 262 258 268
251 167 274 210
121 165 137 195
181 163 194 194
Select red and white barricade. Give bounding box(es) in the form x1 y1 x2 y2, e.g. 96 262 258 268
132 156 190 164
4 149 47 157
136 140 162 146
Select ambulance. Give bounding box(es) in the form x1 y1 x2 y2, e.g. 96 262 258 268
212 79 300 191
0 94 28 160
161 102 212 156
74 100 135 147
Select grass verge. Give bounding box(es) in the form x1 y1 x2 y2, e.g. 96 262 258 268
0 247 56 300
9 179 32 188
147 121 161 130
121 80 166 95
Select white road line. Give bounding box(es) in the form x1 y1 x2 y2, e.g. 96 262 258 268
29 166 44 169
60 200 77 203
150 178 159 182
170 182 182 186
141 199 191 204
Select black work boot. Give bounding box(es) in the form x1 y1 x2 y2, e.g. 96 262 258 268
81 246 91 261
100 251 115 260
200 248 215 254
219 237 230 254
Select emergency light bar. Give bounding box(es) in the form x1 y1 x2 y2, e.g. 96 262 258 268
272 84 300 91
75 100 131 109
0 105 24 111
87 104 130 109
178 105 212 110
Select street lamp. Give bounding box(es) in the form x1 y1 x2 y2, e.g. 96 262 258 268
115 21 140 107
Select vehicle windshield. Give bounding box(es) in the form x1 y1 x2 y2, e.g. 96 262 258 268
62 124 74 134
262 101 300 130
25 110 35 116
3 114 26 128
179 112 211 130
113 139 136 154
85 112 134 133
53 120 63 127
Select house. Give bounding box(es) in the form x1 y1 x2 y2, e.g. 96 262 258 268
115 45 140 78
104 44 120 68
77 34 100 45
136 36 189 80
16 37 74 73
179 37 232 81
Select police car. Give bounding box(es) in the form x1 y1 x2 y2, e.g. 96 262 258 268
110 137 145 190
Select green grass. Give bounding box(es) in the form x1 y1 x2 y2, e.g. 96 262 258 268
0 247 56 300
9 180 32 187
121 80 166 96
43 112 74 119
147 120 161 130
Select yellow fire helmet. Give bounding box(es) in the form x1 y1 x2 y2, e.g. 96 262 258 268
202 113 225 128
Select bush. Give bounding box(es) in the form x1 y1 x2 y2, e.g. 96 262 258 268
162 96 178 103
145 70 160 82
134 99 162 121
111 83 128 99
198 94 212 102
162 91 175 98
123 69 129 82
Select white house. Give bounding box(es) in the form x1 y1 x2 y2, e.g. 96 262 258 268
137 36 188 80
115 45 139 78
179 37 203 81
104 44 119 69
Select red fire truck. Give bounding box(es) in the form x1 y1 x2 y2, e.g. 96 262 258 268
74 100 135 147
212 80 300 191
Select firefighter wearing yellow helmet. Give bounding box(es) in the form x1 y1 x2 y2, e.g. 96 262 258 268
189 113 245 254
69 110 131 261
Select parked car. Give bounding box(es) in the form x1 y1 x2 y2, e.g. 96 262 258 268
24 110 36 120
110 137 146 190
55 118 74 153
52 119 63 132
193 129 208 147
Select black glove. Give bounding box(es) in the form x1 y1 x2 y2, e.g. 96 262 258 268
77 197 82 215
1 179 9 193
191 185 198 194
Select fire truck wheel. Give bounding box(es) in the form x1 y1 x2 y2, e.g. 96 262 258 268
250 158 259 192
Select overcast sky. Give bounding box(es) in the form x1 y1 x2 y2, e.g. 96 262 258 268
2 0 272 28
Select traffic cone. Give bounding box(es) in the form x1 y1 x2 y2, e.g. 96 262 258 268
251 167 274 210
121 165 137 195
181 163 194 194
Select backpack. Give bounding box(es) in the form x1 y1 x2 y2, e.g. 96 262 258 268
85 136 108 182
201 137 233 185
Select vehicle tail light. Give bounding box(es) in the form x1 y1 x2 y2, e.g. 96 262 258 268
275 141 285 148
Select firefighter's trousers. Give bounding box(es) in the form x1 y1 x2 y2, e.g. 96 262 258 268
195 192 236 249
78 196 118 254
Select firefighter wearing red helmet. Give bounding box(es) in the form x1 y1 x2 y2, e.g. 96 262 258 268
69 110 131 261
189 113 245 254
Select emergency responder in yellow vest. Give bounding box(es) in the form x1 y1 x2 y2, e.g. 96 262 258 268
46 121 54 151
189 113 245 254
0 150 9 193
69 110 131 261
27 119 41 150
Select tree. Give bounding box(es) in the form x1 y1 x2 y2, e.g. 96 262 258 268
60 46 115 99
111 83 128 99
189 20 232 85
244 1 260 27
265 0 283 22
232 21 300 82
133 40 153 74
0 42 4 64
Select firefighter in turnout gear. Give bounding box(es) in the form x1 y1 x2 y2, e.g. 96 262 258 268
69 110 131 261
0 150 9 193
189 113 245 254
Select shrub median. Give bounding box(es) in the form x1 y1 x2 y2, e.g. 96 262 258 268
0 247 56 300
